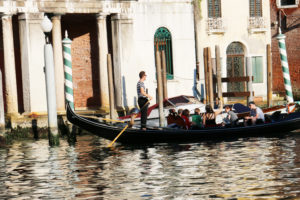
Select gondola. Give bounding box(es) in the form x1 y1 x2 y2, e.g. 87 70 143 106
66 103 300 144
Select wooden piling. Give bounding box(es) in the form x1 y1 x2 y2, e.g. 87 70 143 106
246 57 254 103
203 48 209 103
267 44 272 107
207 47 214 108
215 45 223 106
0 70 5 131
107 54 116 120
155 51 165 127
161 50 168 100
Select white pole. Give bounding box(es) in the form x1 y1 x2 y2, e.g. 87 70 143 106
0 70 5 131
44 42 59 146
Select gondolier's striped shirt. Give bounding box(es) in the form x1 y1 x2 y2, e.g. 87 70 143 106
137 81 147 98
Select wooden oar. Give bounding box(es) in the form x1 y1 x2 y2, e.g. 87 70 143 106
107 124 128 147
139 99 151 110
108 99 151 147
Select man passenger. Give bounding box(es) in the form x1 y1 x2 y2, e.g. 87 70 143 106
244 101 265 125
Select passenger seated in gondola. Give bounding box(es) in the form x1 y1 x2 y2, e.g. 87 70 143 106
203 105 222 127
223 105 238 127
214 97 220 109
181 109 192 130
191 108 203 129
244 101 265 126
167 109 185 129
178 109 183 117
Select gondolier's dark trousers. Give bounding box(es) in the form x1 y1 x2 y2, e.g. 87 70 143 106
138 97 149 129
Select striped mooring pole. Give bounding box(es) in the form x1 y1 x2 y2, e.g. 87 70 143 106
276 29 294 103
62 30 74 109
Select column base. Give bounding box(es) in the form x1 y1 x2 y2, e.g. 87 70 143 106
100 106 110 113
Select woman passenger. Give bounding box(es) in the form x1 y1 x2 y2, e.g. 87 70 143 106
203 105 222 127
181 109 191 130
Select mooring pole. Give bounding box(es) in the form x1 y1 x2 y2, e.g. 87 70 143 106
161 50 168 100
267 44 273 107
276 29 294 103
62 30 77 144
155 51 165 127
215 45 223 107
107 54 117 120
62 30 74 110
203 48 209 103
0 70 5 132
41 15 59 146
207 47 214 108
246 57 254 104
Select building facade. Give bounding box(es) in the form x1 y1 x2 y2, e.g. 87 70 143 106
0 0 197 116
195 0 272 102
270 0 300 100
0 0 273 118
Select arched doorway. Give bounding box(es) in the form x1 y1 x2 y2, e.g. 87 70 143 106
226 42 245 93
154 27 173 80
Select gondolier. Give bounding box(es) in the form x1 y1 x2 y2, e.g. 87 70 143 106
137 71 152 130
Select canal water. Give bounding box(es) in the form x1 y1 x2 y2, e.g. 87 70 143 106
1 132 300 199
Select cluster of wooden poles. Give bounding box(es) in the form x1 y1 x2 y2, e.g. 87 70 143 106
155 50 168 127
201 45 273 107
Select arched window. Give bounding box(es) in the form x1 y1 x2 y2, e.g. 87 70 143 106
154 27 173 80
226 42 245 92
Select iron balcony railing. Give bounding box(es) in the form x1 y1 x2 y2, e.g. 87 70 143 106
207 17 225 35
248 17 267 33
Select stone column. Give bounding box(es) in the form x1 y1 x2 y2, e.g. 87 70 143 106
51 14 65 113
96 14 109 111
2 14 18 115
18 13 47 113
111 14 123 110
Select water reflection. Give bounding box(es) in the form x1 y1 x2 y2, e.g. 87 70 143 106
0 134 300 199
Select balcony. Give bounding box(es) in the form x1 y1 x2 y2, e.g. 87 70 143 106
207 17 225 35
248 17 267 33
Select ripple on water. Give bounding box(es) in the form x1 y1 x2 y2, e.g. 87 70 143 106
0 135 300 199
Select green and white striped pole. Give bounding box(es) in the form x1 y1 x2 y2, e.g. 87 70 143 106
276 29 294 103
62 30 74 109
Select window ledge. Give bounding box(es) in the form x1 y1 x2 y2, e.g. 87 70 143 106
207 29 226 35
278 5 299 8
248 28 267 34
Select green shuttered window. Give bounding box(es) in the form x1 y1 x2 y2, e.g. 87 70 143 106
208 0 221 18
250 0 262 17
252 56 263 83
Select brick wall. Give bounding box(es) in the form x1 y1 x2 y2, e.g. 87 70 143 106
61 14 100 110
270 0 300 100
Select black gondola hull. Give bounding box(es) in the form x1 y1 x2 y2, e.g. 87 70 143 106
66 104 300 144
